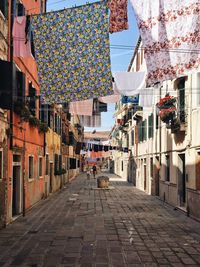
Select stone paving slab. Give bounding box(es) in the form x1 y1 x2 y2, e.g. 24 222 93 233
0 172 200 266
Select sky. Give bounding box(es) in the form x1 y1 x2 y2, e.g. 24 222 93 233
47 0 139 132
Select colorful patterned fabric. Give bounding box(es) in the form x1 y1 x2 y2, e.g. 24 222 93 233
31 1 112 104
109 0 128 33
131 0 200 85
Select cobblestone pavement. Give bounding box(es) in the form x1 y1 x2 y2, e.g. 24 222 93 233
0 173 200 267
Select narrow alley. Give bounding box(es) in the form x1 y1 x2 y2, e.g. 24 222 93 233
0 172 200 267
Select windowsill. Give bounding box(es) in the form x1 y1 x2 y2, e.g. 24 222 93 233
28 178 34 182
39 176 44 179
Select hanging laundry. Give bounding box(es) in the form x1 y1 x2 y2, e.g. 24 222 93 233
109 0 129 33
114 71 146 96
80 114 101 128
12 16 32 57
98 94 120 104
139 88 154 107
31 1 113 104
131 0 200 85
69 99 93 116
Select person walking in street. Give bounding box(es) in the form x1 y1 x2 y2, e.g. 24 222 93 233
92 165 97 179
86 167 91 179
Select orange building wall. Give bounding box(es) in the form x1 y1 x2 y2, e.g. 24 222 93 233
7 0 46 222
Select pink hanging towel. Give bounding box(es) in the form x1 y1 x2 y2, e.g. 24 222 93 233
109 0 129 33
12 16 32 58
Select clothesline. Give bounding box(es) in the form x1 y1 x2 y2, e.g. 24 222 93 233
9 36 200 54
10 87 200 101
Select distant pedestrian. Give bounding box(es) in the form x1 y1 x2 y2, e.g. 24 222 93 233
86 169 91 179
92 165 97 179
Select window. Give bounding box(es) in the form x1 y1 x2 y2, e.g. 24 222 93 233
70 158 76 169
40 104 52 128
16 2 25 16
148 113 154 139
177 77 186 123
165 155 170 182
39 157 43 177
54 154 59 174
28 83 36 116
150 157 153 178
45 154 49 175
139 119 147 142
156 114 159 130
15 71 25 103
28 156 34 179
131 130 134 146
121 160 123 171
0 0 8 18
0 150 3 179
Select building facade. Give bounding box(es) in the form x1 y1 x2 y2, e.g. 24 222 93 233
0 0 9 228
111 38 200 220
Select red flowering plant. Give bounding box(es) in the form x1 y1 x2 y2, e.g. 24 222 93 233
156 95 176 109
159 106 177 123
156 95 177 123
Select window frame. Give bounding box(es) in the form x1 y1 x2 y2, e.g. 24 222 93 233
28 155 34 180
39 156 43 178
45 154 49 175
165 155 170 182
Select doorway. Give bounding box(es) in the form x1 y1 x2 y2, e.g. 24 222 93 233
12 165 22 217
50 162 53 193
178 154 186 207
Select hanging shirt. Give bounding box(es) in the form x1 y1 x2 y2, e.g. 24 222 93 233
131 0 200 85
12 16 32 58
31 1 113 104
109 0 129 33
